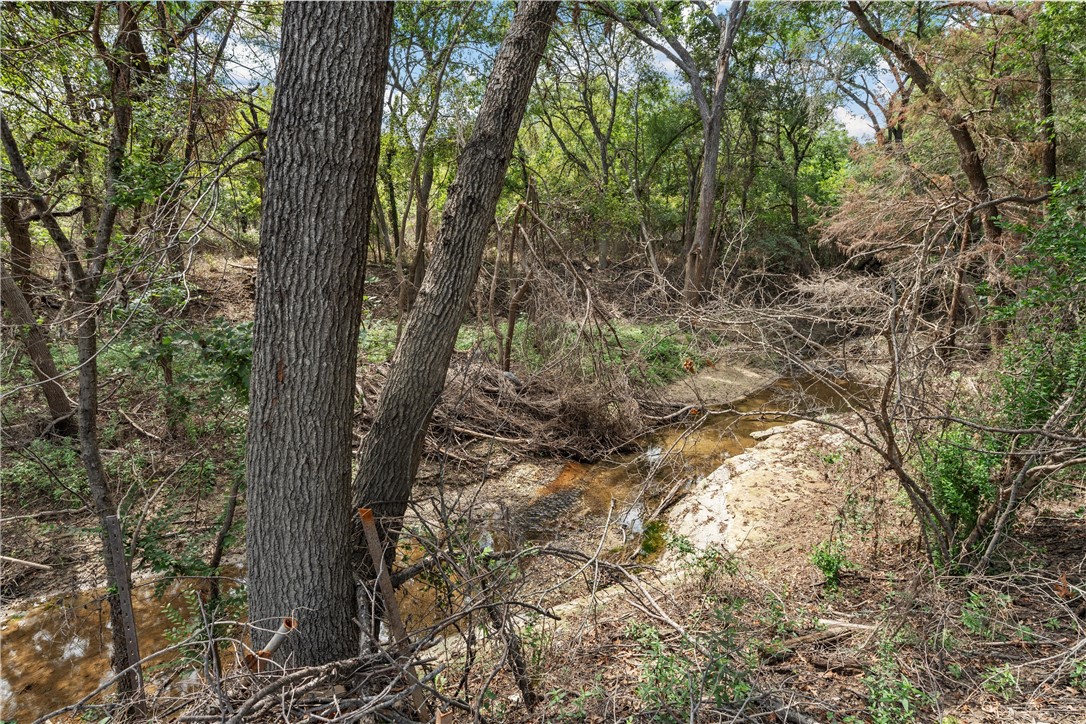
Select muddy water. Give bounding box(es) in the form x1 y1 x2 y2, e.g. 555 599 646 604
0 376 857 722
0 577 211 722
514 375 861 536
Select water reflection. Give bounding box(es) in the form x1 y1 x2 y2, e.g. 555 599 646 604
521 375 865 530
1 579 196 722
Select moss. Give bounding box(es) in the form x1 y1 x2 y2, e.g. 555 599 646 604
640 520 668 558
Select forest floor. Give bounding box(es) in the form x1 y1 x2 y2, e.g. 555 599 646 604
1 256 1084 723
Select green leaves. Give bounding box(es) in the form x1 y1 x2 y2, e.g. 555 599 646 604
113 158 183 208
918 424 998 536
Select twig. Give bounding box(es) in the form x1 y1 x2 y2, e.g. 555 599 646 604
0 554 52 571
119 408 164 441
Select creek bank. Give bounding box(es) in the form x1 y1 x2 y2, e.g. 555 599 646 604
664 418 851 562
540 415 855 628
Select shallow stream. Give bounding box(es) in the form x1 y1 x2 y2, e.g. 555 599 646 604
0 375 858 722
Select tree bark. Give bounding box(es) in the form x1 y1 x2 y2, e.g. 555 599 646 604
1 196 33 289
1 262 74 430
400 151 434 315
353 0 557 556
1036 43 1056 191
245 1 393 666
682 1 746 305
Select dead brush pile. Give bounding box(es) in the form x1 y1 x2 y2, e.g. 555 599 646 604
429 358 645 462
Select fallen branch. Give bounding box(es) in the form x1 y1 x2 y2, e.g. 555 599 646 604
0 554 53 571
449 424 531 444
119 408 164 442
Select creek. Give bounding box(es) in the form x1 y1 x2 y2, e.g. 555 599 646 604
0 375 857 722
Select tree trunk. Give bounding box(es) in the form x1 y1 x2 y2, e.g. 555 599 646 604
401 152 434 314
1036 42 1056 191
1 196 33 289
383 148 402 255
373 194 393 262
78 305 145 707
3 5 144 710
682 2 746 305
681 151 700 256
245 1 393 666
1 262 73 430
353 0 557 557
847 1 1000 244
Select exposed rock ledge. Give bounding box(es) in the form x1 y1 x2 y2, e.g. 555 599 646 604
661 363 775 406
664 417 851 561
543 416 853 628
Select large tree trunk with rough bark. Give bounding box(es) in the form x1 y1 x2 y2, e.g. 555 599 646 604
353 0 557 561
245 1 393 666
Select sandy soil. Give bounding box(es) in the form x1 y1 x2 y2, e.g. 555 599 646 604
661 362 775 406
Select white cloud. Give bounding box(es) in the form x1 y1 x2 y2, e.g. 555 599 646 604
834 106 874 143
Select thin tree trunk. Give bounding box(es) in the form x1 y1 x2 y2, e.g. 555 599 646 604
1036 43 1056 191
373 194 393 263
681 151 700 257
942 216 974 354
245 1 393 666
353 0 557 560
682 2 746 305
3 3 144 709
401 152 434 315
383 149 402 254
1 261 74 430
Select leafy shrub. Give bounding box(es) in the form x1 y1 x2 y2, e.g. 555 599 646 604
910 177 1085 564
982 664 1017 701
917 425 998 536
810 539 851 590
1 439 86 507
628 604 752 722
863 640 932 723
192 320 254 399
960 590 1011 640
1071 659 1086 692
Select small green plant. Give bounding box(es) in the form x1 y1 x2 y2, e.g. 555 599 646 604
628 623 690 719
810 539 851 590
1 439 87 507
863 641 931 723
547 680 604 720
982 664 1017 701
1070 659 1086 692
627 604 751 722
520 614 552 673
960 590 1010 639
667 533 736 581
754 592 795 637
